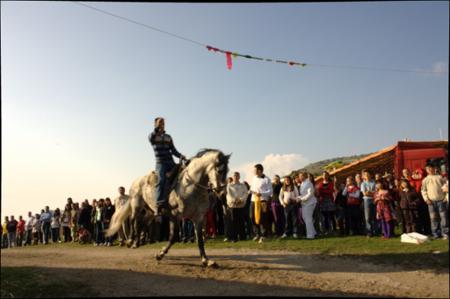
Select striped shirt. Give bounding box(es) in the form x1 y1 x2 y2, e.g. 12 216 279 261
149 130 183 164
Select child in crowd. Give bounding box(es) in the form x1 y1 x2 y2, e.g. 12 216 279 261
399 179 421 233
374 180 395 239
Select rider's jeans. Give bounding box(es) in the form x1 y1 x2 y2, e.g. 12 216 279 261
155 161 176 205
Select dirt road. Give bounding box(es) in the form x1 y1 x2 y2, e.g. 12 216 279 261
1 246 448 297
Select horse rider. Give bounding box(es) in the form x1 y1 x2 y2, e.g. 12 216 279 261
149 117 186 216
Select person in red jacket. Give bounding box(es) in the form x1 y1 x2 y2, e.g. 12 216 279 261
342 176 362 236
16 216 25 247
316 171 336 235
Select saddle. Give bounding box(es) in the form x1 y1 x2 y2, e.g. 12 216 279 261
159 159 190 213
166 159 190 189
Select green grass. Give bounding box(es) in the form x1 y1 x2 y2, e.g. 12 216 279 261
1 267 99 298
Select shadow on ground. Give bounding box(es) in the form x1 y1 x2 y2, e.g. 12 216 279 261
1 266 383 297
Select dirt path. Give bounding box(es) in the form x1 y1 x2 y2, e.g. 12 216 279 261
1 246 448 297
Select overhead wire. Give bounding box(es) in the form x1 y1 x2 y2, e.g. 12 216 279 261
73 2 448 74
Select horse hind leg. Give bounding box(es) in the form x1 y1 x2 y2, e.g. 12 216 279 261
194 220 218 268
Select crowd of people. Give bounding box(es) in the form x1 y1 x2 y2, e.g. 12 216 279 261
2 162 448 249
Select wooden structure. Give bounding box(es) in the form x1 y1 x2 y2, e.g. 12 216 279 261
315 140 448 184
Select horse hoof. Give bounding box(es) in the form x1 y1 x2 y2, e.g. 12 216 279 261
132 244 138 249
207 260 218 268
155 253 164 261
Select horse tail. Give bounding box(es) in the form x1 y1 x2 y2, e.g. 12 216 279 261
105 199 131 237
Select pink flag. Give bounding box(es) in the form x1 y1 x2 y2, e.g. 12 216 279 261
226 52 232 70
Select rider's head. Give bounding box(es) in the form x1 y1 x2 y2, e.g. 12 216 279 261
118 186 125 195
154 117 165 132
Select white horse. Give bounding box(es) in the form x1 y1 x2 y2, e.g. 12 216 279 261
106 149 230 267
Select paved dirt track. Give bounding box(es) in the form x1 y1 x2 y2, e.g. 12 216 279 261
1 246 448 297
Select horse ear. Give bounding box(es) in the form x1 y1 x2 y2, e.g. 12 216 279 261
226 153 232 160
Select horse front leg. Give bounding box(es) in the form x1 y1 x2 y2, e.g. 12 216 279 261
155 216 177 261
194 219 218 268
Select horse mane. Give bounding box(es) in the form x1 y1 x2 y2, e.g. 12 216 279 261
192 148 222 159
185 149 229 178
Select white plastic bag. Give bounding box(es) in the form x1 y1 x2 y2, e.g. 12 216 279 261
401 232 430 244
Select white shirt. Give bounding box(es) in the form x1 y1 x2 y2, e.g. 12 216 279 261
297 179 317 206
114 194 130 208
26 216 34 230
226 182 249 208
279 186 299 207
250 175 273 202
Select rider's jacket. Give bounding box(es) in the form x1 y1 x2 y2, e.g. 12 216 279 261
148 129 182 164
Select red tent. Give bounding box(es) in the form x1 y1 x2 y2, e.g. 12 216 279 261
315 140 448 184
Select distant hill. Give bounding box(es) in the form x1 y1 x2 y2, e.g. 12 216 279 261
289 153 372 178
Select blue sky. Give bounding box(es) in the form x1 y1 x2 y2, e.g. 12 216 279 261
1 1 448 217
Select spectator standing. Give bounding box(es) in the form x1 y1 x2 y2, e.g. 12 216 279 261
114 187 131 246
374 180 395 239
360 170 377 238
40 206 52 245
333 180 347 235
78 201 91 230
297 172 317 239
181 218 195 243
94 199 105 246
421 164 448 239
308 173 321 236
205 187 218 239
16 216 25 247
24 212 34 246
355 173 363 188
443 178 449 202
222 178 233 242
2 217 9 248
279 176 299 239
250 164 273 243
61 204 72 242
410 168 431 235
51 208 61 243
342 176 362 236
399 179 421 233
103 198 115 246
226 172 248 242
294 176 306 237
31 214 41 245
7 216 18 248
317 171 336 235
271 175 284 237
70 203 79 242
243 181 253 240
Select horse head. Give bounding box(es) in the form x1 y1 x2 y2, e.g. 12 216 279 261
194 149 231 194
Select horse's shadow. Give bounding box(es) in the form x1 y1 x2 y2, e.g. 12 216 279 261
159 252 448 274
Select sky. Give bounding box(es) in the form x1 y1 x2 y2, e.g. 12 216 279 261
1 1 448 218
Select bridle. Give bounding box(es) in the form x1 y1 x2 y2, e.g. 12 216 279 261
183 163 227 194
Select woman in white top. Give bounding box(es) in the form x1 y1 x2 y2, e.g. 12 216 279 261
296 172 318 239
279 176 299 238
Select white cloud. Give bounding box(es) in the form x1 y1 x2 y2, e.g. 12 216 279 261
431 62 448 74
232 153 309 183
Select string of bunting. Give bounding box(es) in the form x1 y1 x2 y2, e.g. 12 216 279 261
74 2 448 75
206 45 307 70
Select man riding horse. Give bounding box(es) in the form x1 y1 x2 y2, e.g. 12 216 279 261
149 117 186 216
